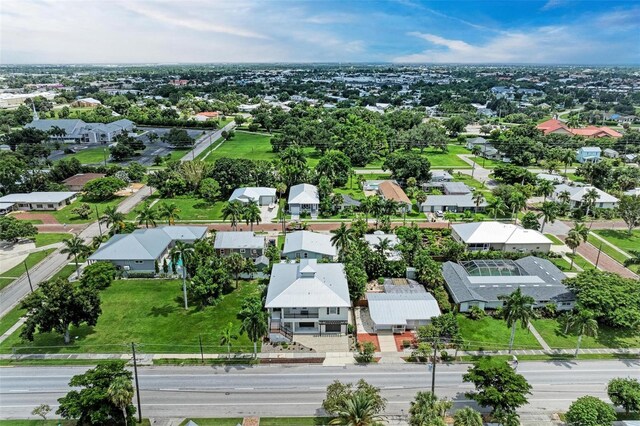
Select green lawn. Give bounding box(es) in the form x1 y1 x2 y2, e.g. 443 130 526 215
146 196 225 221
544 234 564 245
0 249 55 290
0 421 77 426
567 253 594 271
166 148 192 162
421 146 471 168
549 257 576 273
0 279 262 354
0 306 26 337
49 196 126 224
587 234 635 272
457 315 542 351
200 131 276 163
532 318 640 349
34 232 71 247
593 229 640 255
62 146 109 165
468 156 505 169
50 264 78 282
452 174 486 190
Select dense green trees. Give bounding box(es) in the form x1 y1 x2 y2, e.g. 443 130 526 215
83 177 127 201
57 361 135 425
565 396 616 426
323 380 386 425
608 378 640 416
0 216 38 243
20 278 101 344
409 391 452 426
383 151 432 183
162 128 194 147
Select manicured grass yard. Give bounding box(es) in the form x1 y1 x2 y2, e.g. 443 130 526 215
34 232 71 247
549 257 576 272
201 131 276 162
167 148 191 161
545 234 564 245
49 196 126 224
457 314 542 351
62 146 109 164
421 146 471 168
0 279 262 354
587 234 638 272
0 249 55 290
0 306 26 337
532 318 640 349
468 156 505 169
593 229 640 255
148 196 226 221
567 253 594 271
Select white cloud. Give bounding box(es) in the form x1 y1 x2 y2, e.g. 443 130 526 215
303 12 356 24
395 25 623 64
541 0 568 10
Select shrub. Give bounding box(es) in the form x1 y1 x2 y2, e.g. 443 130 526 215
402 339 411 348
355 341 376 363
467 306 485 320
565 396 616 426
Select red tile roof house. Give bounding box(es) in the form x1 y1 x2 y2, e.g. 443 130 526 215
536 119 622 138
62 173 106 191
193 111 220 122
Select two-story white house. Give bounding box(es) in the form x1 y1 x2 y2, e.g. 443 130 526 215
288 183 319 219
265 260 350 341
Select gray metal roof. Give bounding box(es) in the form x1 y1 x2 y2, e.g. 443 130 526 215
553 184 618 203
265 260 350 308
89 226 207 261
288 183 319 205
442 256 574 305
421 194 487 208
442 182 472 194
367 293 441 326
25 119 86 134
228 187 276 203
0 192 77 204
214 231 265 249
363 232 400 248
282 231 336 257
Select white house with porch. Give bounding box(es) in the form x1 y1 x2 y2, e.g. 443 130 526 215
288 183 319 219
265 260 350 341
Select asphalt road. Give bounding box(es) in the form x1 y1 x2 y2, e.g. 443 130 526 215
0 186 154 318
180 121 236 162
1 360 637 419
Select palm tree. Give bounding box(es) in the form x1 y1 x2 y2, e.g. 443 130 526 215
239 299 268 357
567 309 598 357
158 202 180 225
374 237 393 255
453 407 483 426
61 236 91 278
536 179 555 202
222 201 243 231
226 252 246 288
170 241 194 309
329 392 384 426
219 322 237 358
494 410 520 426
137 202 158 228
539 201 558 232
488 197 508 220
415 190 427 207
572 221 590 242
242 201 261 231
101 206 125 233
582 188 600 217
498 288 536 353
558 190 571 205
508 191 526 225
409 391 452 426
331 223 355 257
565 232 582 270
107 375 133 426
561 149 574 175
472 191 485 213
91 234 107 250
276 182 287 204
360 196 375 223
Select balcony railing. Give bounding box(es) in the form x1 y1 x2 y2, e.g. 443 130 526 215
283 312 319 319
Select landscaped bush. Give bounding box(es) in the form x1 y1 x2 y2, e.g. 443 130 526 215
355 341 376 363
125 271 157 279
467 306 486 320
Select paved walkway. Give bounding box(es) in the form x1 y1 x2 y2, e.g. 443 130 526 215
528 323 551 351
377 332 398 352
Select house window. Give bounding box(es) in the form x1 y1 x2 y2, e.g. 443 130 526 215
327 307 338 315
240 249 246 254
303 252 308 259
36 204 43 209
134 260 144 264
47 204 54 208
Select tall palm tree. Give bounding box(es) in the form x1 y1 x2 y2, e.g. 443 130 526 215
561 149 574 176
331 223 355 258
239 299 268 357
536 179 555 202
91 234 108 250
558 190 571 205
158 202 181 225
226 252 246 288
219 322 237 358
360 196 375 223
565 232 582 270
276 182 287 204
488 197 508 220
453 407 483 426
61 236 91 277
582 188 600 217
409 391 452 426
498 288 536 353
567 309 598 357
170 241 194 309
572 221 590 242
222 201 243 231
101 206 125 233
472 191 485 213
374 237 392 255
107 375 133 426
137 202 158 228
509 191 527 225
539 201 558 232
242 201 262 231
329 392 384 426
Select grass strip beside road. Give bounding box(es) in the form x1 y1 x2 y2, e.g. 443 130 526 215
0 249 55 291
544 234 564 245
532 318 640 349
457 315 542 351
34 232 71 247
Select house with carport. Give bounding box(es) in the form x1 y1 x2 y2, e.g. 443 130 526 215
228 187 276 206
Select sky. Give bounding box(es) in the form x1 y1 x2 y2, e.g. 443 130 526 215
1 0 639 64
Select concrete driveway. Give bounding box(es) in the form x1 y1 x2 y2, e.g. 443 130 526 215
293 334 349 352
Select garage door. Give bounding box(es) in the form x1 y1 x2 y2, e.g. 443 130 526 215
325 323 342 333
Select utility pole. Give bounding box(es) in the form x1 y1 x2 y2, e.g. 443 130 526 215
24 261 33 292
131 342 142 423
595 242 603 268
95 205 103 236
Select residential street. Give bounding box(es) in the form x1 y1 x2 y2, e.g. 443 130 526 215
1 360 637 419
180 121 236 162
0 185 154 318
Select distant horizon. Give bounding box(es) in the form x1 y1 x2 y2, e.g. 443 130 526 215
2 62 640 67
2 0 639 65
